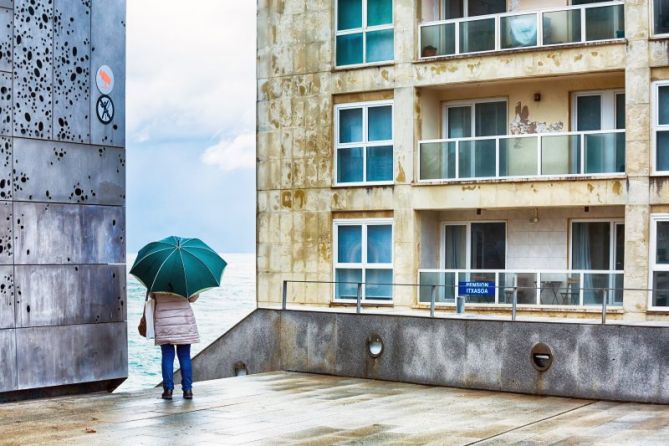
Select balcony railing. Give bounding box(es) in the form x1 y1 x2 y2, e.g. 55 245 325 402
418 269 624 307
419 130 625 182
419 1 624 59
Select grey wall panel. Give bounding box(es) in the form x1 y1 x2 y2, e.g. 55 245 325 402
14 202 124 264
90 0 125 147
280 311 336 375
0 266 13 329
13 138 125 205
53 0 90 143
16 322 128 389
13 0 53 139
0 7 12 73
0 72 11 135
0 136 11 199
0 2 12 10
15 265 125 328
0 329 16 391
0 201 12 264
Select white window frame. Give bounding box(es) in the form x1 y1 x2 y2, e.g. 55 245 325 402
334 100 394 187
441 97 508 138
335 0 394 68
568 219 624 272
570 90 625 131
439 221 507 270
652 80 669 174
649 214 669 309
651 0 669 38
333 218 394 302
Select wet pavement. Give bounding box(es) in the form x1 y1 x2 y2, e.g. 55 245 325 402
0 372 668 445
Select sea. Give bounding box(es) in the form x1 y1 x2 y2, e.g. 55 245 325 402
116 252 256 392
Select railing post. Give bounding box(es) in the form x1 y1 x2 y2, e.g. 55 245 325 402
456 295 465 314
356 282 362 314
601 289 607 324
282 280 287 310
512 288 517 321
430 285 437 318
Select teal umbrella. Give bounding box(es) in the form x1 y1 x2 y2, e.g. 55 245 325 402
130 236 227 298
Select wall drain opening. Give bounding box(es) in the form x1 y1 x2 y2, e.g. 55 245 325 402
367 334 384 358
531 343 553 372
233 361 248 377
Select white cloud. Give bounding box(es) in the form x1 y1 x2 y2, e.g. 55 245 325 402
201 133 255 171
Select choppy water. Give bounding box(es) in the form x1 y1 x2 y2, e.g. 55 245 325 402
116 253 256 392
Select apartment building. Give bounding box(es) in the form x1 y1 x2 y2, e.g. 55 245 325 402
257 0 669 321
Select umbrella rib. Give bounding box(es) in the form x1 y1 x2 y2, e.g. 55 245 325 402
178 249 190 298
180 245 219 255
181 250 221 286
148 250 177 293
131 247 176 271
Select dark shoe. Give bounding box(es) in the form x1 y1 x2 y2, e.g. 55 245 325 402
183 390 193 400
161 389 173 400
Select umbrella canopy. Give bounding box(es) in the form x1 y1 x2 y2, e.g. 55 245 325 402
130 236 227 298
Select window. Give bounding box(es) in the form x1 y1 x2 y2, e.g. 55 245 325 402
654 81 669 172
439 0 506 20
335 101 393 185
334 220 393 301
441 222 506 270
336 0 394 66
654 0 669 35
651 215 669 307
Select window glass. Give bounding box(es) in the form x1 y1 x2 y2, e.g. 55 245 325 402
338 226 362 263
470 223 506 269
616 94 625 129
576 96 602 131
444 225 467 269
571 222 610 270
339 108 363 143
655 0 669 35
653 271 669 306
656 222 669 264
337 148 364 183
367 225 392 263
615 224 625 271
366 29 394 63
335 268 363 298
366 146 393 182
447 106 472 138
443 0 464 19
367 0 392 26
366 269 392 299
658 86 669 125
475 101 507 136
657 131 669 171
336 34 364 66
368 106 392 141
338 0 362 30
468 0 506 16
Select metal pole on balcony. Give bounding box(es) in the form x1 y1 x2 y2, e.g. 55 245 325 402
512 289 517 321
356 282 362 314
282 280 288 310
601 289 607 324
430 285 437 318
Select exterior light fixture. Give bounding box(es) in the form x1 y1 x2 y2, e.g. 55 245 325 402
530 343 553 372
367 334 384 358
534 93 541 102
233 361 248 377
476 208 482 216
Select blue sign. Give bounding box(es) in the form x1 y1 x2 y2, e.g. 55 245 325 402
458 281 495 297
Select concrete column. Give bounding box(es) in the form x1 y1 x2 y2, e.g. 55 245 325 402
623 1 651 320
395 0 417 64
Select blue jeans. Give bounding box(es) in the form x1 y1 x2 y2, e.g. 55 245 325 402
161 344 192 391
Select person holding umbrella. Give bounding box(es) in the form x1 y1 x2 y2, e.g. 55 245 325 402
130 236 227 400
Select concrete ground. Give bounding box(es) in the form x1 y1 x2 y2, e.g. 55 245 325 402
0 372 668 445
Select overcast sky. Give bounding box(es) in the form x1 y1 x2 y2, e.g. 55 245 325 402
126 1 256 253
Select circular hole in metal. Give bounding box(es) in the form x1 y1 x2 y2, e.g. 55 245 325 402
367 334 384 358
530 343 553 372
233 361 248 377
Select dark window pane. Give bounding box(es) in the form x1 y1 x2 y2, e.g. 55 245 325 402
335 269 363 299
616 94 625 129
654 0 669 35
543 9 581 45
338 226 362 263
444 225 466 269
337 148 364 183
656 221 669 264
470 223 506 269
338 0 362 30
468 0 506 16
367 225 392 263
653 271 669 307
459 18 495 53
366 269 392 300
367 0 392 26
339 108 363 143
368 106 392 141
576 95 602 131
366 146 393 182
615 224 625 271
366 29 394 62
571 222 610 270
475 101 507 136
443 0 464 19
585 5 624 41
501 14 537 49
659 86 669 125
336 33 363 66
448 106 471 138
657 131 669 171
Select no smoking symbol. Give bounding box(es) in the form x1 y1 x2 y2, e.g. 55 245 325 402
96 95 114 125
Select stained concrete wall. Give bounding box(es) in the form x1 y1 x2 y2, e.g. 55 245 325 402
0 0 127 399
187 309 669 404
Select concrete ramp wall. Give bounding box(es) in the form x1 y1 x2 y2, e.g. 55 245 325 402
184 309 669 404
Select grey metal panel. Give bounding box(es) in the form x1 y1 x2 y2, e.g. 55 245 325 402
14 202 124 264
0 2 12 10
15 264 126 328
0 7 12 72
16 322 128 389
0 136 11 199
13 138 125 205
0 266 13 329
53 0 90 143
0 69 11 135
0 201 12 264
90 0 125 147
0 329 16 391
13 0 53 139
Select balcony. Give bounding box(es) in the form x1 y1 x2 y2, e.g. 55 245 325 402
419 130 625 182
419 1 625 59
418 269 623 307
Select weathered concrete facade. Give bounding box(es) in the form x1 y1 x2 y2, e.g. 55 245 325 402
0 0 126 399
257 0 669 321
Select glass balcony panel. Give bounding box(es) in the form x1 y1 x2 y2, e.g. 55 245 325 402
336 33 364 66
543 9 581 45
458 140 496 179
541 134 581 175
366 29 394 63
419 271 456 303
335 268 362 299
585 5 624 41
459 18 496 53
420 142 456 180
499 272 538 304
501 14 537 49
499 136 537 177
459 272 496 304
420 22 455 57
583 273 621 305
366 269 393 300
538 273 580 305
584 132 625 174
